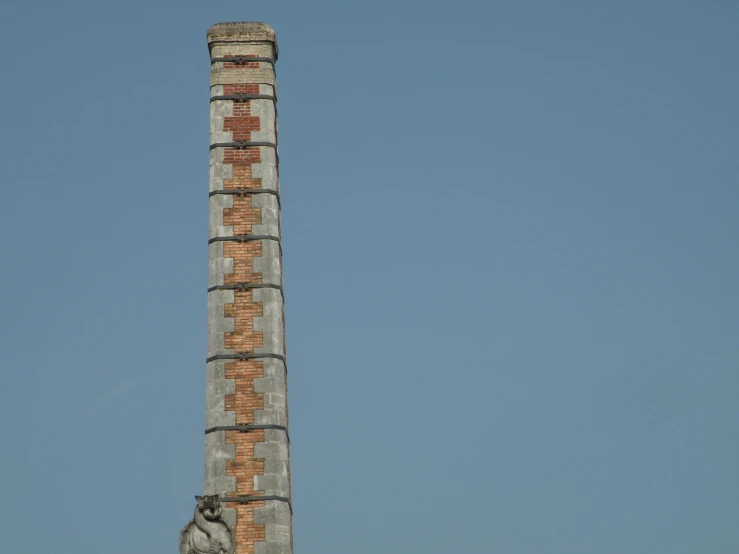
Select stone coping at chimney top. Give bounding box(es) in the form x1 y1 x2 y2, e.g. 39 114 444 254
207 22 278 59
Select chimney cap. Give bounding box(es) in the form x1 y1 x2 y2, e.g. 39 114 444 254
207 22 277 59
207 22 276 41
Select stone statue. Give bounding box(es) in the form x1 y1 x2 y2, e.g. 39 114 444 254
179 495 235 554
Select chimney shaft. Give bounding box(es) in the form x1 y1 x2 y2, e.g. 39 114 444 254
198 21 291 554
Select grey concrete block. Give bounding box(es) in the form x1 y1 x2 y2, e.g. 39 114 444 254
264 523 292 543
209 194 234 238
205 361 236 428
251 196 280 234
209 242 235 288
204 432 236 496
253 501 292 526
209 152 234 193
207 290 235 358
254 474 289 494
221 506 237 530
262 428 288 446
259 452 289 473
254 441 289 461
253 375 285 395
253 288 284 355
261 358 286 379
252 240 282 286
252 148 278 189
254 409 287 428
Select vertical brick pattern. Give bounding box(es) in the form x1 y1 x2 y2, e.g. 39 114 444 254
206 23 291 554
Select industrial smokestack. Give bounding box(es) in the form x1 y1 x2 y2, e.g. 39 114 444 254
180 22 291 554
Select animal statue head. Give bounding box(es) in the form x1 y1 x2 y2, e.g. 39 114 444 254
180 494 234 554
195 495 223 520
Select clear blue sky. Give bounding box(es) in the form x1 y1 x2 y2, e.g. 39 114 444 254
0 1 737 552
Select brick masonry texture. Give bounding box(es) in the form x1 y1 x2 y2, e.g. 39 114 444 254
206 23 291 554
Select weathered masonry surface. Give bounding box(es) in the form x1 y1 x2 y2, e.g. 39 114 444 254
205 22 292 554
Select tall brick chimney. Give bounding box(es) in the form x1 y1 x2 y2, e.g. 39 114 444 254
180 22 291 554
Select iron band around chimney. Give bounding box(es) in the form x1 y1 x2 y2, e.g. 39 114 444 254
206 424 288 434
210 56 276 66
207 352 285 364
209 188 278 198
207 283 283 298
209 188 280 208
208 234 280 245
205 423 289 441
209 141 277 151
221 495 292 513
207 351 287 375
210 94 276 103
